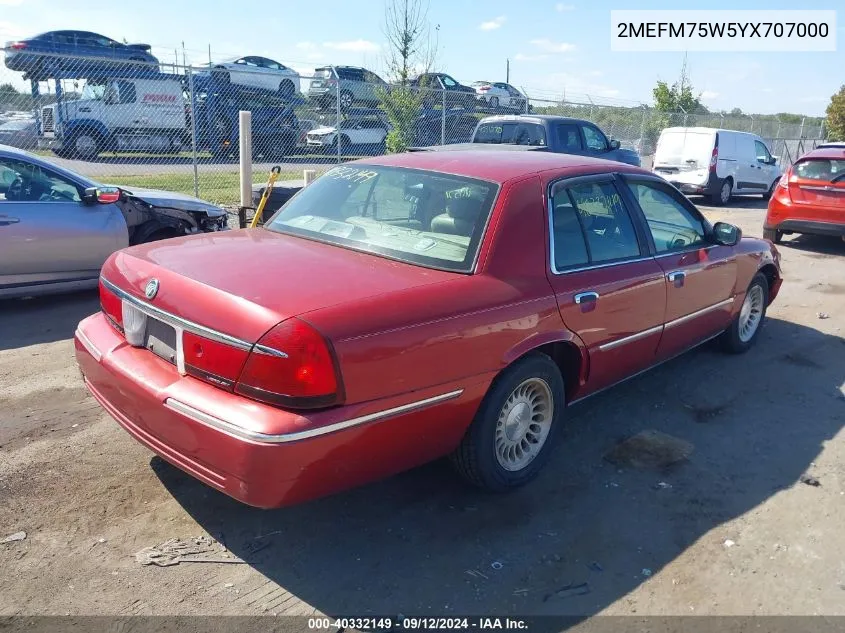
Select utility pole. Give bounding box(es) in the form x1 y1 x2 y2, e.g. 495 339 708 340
506 58 510 83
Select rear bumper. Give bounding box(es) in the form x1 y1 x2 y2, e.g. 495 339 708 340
766 195 845 236
75 312 481 508
765 219 845 237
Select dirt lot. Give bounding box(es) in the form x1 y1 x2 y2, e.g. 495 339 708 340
1 198 844 620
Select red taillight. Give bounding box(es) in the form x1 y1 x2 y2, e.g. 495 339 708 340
99 279 123 330
478 86 490 91
777 168 791 189
8 42 28 50
183 331 250 392
235 318 342 409
709 147 718 172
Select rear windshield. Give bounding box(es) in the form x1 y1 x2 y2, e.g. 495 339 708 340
473 121 546 146
314 68 334 79
656 131 714 166
794 158 845 182
266 165 499 273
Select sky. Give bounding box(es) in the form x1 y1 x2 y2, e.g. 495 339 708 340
0 0 842 116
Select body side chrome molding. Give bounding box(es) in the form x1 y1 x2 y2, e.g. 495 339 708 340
75 327 102 362
571 331 724 406
598 324 663 352
664 297 735 330
164 388 465 444
101 276 253 351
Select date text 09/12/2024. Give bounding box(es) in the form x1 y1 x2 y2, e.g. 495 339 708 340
307 617 530 630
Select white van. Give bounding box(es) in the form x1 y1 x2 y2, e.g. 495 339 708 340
652 127 782 205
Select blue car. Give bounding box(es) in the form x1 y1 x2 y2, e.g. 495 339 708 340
471 114 642 167
4 31 158 78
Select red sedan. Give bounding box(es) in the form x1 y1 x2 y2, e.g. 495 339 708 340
765 145 845 244
75 149 783 508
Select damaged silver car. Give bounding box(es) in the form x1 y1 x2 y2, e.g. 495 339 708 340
0 144 228 298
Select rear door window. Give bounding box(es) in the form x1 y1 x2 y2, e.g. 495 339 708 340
550 178 642 269
556 124 582 151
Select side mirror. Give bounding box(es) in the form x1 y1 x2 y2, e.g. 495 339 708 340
83 186 121 205
609 139 621 150
712 221 741 246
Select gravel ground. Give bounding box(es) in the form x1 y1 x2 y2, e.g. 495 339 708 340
1 197 844 619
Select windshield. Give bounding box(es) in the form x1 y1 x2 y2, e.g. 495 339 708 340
794 158 845 182
81 82 106 101
655 130 714 167
266 165 499 272
315 68 334 79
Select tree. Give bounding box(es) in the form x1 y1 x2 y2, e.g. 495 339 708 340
652 79 707 114
377 0 437 153
825 85 845 141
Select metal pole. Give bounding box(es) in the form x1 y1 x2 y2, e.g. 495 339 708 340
799 116 805 139
441 88 446 145
303 169 316 186
239 110 252 209
506 59 510 83
638 106 647 149
187 67 200 198
749 116 754 133
819 119 825 141
334 66 342 163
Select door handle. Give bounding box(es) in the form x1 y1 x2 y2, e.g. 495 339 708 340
667 270 686 286
0 215 20 225
574 291 599 304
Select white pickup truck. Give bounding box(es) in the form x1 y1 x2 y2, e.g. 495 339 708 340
40 77 187 158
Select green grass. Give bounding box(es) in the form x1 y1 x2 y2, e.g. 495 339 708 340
101 170 305 206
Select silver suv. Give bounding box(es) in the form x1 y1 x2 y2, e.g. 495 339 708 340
307 66 387 110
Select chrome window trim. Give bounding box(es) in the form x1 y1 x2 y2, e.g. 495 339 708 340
546 174 651 276
100 277 253 351
164 388 464 444
664 297 734 330
598 324 663 352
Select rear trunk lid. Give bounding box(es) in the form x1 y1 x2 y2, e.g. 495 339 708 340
788 156 845 212
101 228 457 344
653 129 715 174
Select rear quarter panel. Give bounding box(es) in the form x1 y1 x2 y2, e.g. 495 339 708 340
305 175 578 406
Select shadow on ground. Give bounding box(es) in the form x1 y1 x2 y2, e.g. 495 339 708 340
776 234 845 258
155 316 845 626
0 290 99 351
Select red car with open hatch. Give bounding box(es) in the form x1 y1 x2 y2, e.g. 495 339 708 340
75 148 782 508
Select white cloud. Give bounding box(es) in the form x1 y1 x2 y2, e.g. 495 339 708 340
535 72 622 100
530 38 576 53
322 39 380 52
295 41 317 50
479 16 506 31
514 53 550 62
701 90 720 100
555 3 575 11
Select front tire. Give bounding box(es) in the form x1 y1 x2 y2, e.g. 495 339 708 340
451 353 564 491
719 273 769 354
339 90 354 110
762 228 783 244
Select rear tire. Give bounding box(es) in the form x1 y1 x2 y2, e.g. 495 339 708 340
762 228 783 244
67 131 101 160
450 353 565 492
709 178 733 206
279 79 295 98
719 273 769 354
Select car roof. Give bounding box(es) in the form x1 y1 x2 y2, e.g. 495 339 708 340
478 114 589 125
354 149 643 183
799 147 845 160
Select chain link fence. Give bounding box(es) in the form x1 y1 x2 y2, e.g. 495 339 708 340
0 49 828 207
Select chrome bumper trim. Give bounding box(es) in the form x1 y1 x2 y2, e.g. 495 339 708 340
163 388 465 444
